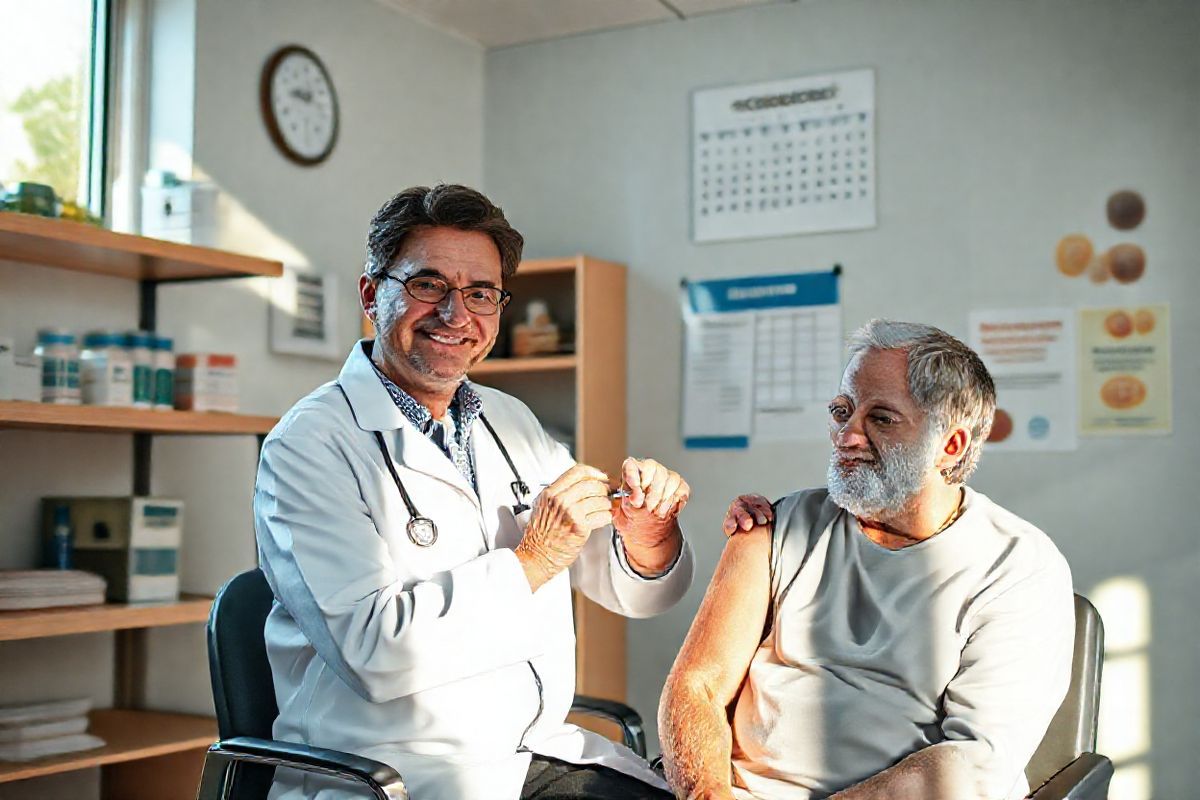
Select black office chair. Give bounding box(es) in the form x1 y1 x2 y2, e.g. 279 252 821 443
1024 594 1112 800
197 568 646 800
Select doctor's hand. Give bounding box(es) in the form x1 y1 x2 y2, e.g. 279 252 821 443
613 457 689 577
722 493 773 536
514 464 612 593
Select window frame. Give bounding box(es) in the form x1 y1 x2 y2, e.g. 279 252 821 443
86 0 114 215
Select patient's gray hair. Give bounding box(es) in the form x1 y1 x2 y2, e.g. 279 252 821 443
846 319 996 484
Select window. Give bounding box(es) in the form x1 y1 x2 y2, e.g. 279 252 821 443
0 0 110 213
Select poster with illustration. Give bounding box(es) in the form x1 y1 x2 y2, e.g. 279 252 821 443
1078 305 1171 435
969 308 1077 452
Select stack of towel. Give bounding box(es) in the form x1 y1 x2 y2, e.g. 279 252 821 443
0 571 106 611
0 698 105 762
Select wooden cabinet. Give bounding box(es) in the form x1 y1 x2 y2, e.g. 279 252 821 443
363 254 630 706
0 213 281 798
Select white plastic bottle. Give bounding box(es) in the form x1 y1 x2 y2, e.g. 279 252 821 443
124 330 154 409
33 329 81 405
152 336 175 410
81 331 134 406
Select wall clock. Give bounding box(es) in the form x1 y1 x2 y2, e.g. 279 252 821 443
260 45 339 166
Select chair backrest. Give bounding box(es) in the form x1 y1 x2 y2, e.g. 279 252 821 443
1025 593 1104 789
208 568 280 741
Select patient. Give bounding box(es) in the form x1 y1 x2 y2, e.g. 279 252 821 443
659 320 1074 800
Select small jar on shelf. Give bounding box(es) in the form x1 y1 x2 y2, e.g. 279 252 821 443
33 329 81 405
81 331 134 407
152 335 175 411
124 330 155 409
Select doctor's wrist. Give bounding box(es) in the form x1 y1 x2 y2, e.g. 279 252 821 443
620 527 682 578
513 545 555 593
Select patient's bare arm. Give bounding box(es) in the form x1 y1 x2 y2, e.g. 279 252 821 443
658 526 772 800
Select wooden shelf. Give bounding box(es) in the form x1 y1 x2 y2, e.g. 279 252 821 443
514 257 579 275
0 709 215 784
470 355 576 376
0 213 282 282
0 595 213 643
0 401 277 435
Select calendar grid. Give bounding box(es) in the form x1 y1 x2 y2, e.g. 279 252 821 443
693 69 876 242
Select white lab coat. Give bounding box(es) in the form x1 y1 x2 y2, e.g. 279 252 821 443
255 341 693 800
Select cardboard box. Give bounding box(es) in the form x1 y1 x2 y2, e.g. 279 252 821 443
141 183 217 246
40 497 183 603
0 348 41 403
174 353 237 412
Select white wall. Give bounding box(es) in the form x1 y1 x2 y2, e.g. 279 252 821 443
482 2 1200 797
0 1 482 796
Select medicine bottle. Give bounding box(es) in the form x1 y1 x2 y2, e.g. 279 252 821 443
33 329 81 404
81 331 134 406
152 336 175 410
124 330 155 408
45 504 73 570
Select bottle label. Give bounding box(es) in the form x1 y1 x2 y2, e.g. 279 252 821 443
41 358 81 401
134 364 153 403
154 368 174 407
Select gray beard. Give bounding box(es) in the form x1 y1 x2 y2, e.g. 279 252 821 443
826 435 938 520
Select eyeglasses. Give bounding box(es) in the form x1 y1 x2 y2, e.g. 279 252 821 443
383 274 512 316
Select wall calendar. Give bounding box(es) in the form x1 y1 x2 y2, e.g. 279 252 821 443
692 68 876 243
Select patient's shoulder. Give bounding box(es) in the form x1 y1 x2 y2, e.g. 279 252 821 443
768 488 843 586
773 487 834 525
772 487 844 547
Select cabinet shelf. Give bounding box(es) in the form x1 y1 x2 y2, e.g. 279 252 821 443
0 709 216 784
0 595 213 643
0 401 277 435
0 213 282 281
0 211 273 797
470 355 576 376
513 257 580 275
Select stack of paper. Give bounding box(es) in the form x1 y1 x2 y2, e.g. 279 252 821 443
0 698 105 762
0 571 106 611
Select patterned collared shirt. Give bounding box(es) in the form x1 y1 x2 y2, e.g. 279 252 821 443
369 360 483 491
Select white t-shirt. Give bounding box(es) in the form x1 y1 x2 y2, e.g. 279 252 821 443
730 487 1074 800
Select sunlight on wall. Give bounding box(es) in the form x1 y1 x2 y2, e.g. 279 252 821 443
1097 655 1149 761
193 172 309 279
1090 576 1150 652
1089 575 1152 800
1109 762 1152 800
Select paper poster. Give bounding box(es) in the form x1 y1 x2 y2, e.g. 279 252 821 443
681 270 841 448
1078 305 1171 435
692 68 876 243
969 309 1078 452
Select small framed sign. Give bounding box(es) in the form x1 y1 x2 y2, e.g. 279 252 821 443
270 264 341 359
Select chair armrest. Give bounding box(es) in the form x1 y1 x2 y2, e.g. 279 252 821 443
571 694 647 758
204 736 408 800
1028 752 1113 800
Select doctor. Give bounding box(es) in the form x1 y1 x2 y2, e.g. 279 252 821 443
255 184 692 800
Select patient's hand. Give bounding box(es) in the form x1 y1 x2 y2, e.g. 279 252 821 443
722 494 773 535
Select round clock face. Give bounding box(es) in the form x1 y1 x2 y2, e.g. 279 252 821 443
260 45 339 165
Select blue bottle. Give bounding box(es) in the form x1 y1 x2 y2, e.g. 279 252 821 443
46 504 73 569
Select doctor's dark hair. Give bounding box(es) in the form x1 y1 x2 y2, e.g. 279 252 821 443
364 184 524 280
845 319 996 485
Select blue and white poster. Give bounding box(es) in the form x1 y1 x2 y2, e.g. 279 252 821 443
681 270 842 448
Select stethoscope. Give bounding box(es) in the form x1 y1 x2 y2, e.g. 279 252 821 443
373 412 531 548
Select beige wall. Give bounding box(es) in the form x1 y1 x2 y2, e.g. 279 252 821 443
483 2 1200 797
